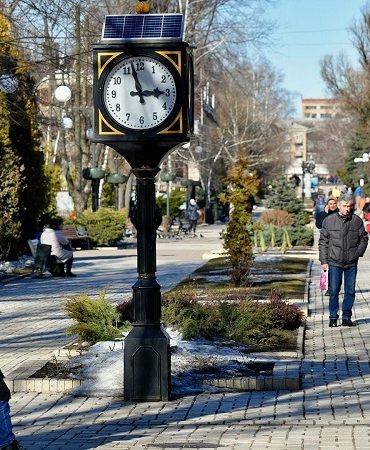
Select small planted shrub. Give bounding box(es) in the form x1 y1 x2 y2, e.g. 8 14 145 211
267 290 304 330
65 289 124 344
260 209 293 227
162 286 199 327
64 207 127 246
161 287 303 350
116 300 134 323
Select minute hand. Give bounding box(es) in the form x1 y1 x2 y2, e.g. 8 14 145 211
130 63 145 104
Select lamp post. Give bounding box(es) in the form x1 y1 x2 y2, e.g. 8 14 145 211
301 159 316 201
54 85 73 165
160 172 176 225
83 128 106 212
82 168 106 212
107 173 128 210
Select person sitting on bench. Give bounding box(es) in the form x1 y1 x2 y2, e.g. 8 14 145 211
40 218 76 277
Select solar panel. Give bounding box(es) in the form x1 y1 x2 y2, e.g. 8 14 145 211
101 14 184 42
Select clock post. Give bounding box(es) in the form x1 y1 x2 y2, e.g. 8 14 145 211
92 13 193 401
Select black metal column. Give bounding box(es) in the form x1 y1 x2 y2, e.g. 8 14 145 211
91 179 100 212
124 167 170 402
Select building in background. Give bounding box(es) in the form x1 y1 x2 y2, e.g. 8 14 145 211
301 98 340 119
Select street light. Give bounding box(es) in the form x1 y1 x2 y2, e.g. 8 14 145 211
54 85 71 103
53 85 73 164
160 172 176 221
107 173 128 210
301 159 316 200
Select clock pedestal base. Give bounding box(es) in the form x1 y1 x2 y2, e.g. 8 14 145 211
124 324 170 402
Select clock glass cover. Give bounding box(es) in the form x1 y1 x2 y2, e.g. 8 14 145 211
103 56 177 130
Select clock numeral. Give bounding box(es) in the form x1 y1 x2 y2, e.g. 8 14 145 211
122 66 131 75
111 90 116 98
165 89 170 97
115 104 120 112
161 75 166 83
139 116 144 124
126 113 130 121
151 66 155 74
153 112 157 120
136 62 144 71
113 76 122 85
162 102 167 111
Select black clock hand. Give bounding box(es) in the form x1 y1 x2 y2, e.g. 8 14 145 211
130 88 166 100
141 88 165 98
130 63 145 104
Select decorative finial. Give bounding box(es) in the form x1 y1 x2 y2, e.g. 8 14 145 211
135 0 151 14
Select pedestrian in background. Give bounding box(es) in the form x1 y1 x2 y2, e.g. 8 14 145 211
40 218 76 277
319 194 368 327
0 369 21 449
187 198 200 236
315 196 338 229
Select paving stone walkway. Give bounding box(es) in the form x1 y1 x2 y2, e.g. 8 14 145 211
1 224 370 449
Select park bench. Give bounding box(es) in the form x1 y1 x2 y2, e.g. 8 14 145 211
60 224 91 250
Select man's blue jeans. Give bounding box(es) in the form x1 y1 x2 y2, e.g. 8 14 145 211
0 401 16 447
328 265 357 319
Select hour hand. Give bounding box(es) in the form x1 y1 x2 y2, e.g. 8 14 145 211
141 88 165 98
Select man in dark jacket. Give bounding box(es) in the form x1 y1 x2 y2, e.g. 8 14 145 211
319 194 368 327
0 370 20 450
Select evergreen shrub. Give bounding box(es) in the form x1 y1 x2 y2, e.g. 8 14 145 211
65 207 127 246
263 177 313 246
219 157 259 285
156 188 186 219
160 288 303 349
65 289 124 344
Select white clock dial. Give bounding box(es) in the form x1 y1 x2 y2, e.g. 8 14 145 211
103 56 177 130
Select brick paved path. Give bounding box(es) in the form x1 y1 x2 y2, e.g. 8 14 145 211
2 224 370 449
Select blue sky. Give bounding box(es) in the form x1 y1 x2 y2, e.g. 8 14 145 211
264 0 368 115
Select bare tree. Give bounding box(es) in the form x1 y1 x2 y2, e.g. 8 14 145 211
3 0 286 214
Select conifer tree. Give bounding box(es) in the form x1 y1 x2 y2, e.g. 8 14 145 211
0 12 49 258
219 157 259 285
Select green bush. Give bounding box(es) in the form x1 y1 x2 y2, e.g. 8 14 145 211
160 288 303 350
288 225 314 246
267 290 304 330
162 286 199 327
65 207 127 246
219 158 259 285
254 224 313 248
156 188 186 219
65 289 124 343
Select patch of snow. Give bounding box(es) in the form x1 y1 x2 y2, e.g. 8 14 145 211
65 327 280 397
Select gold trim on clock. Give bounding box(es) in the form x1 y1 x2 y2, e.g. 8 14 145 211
98 52 123 79
158 109 183 134
98 111 124 135
155 51 181 75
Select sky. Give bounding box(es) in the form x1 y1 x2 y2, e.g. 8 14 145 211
264 0 369 116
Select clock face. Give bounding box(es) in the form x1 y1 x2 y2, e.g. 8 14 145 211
103 56 177 130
